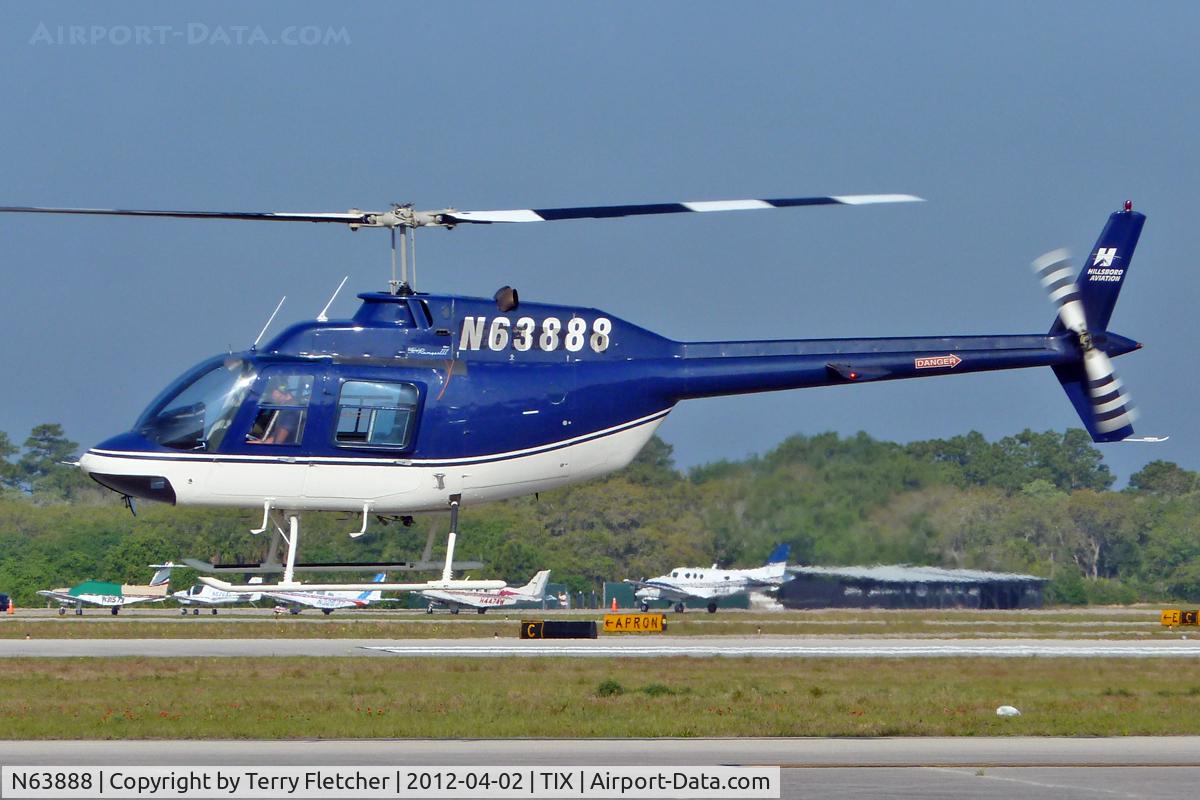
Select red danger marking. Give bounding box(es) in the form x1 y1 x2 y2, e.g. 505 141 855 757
914 354 962 370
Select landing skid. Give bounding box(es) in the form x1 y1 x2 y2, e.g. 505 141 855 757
197 494 506 594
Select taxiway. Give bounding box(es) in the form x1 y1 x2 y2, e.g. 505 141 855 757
3 636 1200 658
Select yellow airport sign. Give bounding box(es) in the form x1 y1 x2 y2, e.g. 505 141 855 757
1161 609 1199 626
603 612 667 633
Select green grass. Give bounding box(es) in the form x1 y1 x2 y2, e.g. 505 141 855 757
4 657 1200 739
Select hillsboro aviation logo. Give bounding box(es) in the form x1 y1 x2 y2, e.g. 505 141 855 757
1093 247 1117 267
914 354 962 370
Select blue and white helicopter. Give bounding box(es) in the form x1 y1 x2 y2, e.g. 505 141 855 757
0 196 1156 594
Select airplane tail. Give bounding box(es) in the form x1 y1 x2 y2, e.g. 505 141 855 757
764 544 790 566
517 570 551 598
148 562 176 587
1032 204 1147 442
357 572 387 603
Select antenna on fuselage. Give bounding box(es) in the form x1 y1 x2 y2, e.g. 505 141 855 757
316 276 349 322
252 295 286 351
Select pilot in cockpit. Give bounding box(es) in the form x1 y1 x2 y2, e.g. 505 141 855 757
248 381 300 445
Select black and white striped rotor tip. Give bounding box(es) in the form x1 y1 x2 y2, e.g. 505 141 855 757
438 194 924 225
1032 248 1087 334
1084 349 1138 435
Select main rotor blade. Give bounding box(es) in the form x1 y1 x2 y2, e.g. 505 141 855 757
0 206 375 225
2 193 924 230
438 194 924 225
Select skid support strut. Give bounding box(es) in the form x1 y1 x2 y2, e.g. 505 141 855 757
282 513 300 585
197 493 505 593
442 495 461 582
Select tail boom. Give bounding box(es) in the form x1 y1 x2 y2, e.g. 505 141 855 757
655 205 1146 441
662 333 1073 401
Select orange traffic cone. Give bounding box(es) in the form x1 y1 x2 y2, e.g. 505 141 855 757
6 600 13 615
610 597 618 612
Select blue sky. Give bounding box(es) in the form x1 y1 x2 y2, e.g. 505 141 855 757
1 1 1197 482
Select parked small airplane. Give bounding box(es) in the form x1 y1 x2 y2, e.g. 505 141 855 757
626 545 791 613
419 570 551 615
38 564 174 615
173 577 264 615
265 572 387 615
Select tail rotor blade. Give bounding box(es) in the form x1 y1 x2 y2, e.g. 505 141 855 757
1083 349 1137 433
1032 249 1087 334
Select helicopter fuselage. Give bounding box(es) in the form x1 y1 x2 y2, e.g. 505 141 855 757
79 290 1137 513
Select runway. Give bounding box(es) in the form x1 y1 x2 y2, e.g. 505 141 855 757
2 738 1197 799
4 636 1200 658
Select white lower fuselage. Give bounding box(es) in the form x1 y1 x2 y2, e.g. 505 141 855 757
420 590 532 609
635 563 787 603
264 591 370 610
40 592 159 609
174 588 260 606
79 411 667 513
635 579 753 603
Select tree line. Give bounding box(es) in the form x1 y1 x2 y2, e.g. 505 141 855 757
1 422 1198 606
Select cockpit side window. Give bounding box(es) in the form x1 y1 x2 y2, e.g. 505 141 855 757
335 380 419 448
247 375 315 446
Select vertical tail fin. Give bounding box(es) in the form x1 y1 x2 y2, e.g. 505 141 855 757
1035 204 1147 443
518 570 551 598
148 563 175 587
1049 206 1145 335
358 573 386 602
764 544 790 566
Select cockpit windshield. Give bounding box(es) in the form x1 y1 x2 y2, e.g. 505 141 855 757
138 357 257 451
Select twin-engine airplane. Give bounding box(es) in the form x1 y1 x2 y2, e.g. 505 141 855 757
420 569 551 615
628 545 791 614
0 196 1157 594
38 564 174 615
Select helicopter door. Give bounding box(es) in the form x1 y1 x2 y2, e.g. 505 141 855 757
206 369 317 501
458 372 574 505
301 378 423 507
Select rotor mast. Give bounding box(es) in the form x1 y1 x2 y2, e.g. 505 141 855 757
354 203 443 295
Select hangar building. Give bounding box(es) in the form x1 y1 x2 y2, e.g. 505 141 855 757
778 565 1046 610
